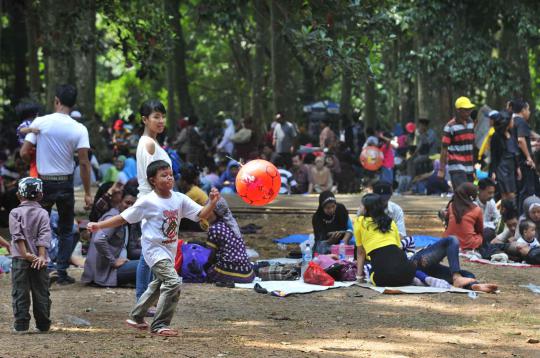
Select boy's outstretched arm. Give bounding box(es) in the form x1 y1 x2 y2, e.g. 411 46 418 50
87 215 127 233
198 188 220 220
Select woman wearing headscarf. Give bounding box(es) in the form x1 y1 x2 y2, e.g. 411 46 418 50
205 197 254 283
312 191 352 254
444 182 484 249
219 160 240 194
515 195 540 241
217 118 235 155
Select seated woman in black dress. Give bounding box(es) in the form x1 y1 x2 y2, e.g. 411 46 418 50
312 191 352 254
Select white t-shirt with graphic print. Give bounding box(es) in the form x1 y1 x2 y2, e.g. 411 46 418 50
121 191 202 268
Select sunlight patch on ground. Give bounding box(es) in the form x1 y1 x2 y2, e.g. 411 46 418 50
231 320 267 326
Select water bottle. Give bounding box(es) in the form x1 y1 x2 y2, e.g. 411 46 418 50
301 244 312 278
338 241 346 261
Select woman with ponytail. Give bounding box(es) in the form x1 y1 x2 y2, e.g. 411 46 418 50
354 193 416 286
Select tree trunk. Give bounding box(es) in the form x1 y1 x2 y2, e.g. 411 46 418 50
399 78 415 123
164 0 179 139
364 75 377 130
166 60 178 140
173 0 194 118
40 0 77 112
269 0 288 115
340 67 352 126
496 18 534 114
24 0 41 100
73 0 96 122
8 0 28 102
250 0 266 134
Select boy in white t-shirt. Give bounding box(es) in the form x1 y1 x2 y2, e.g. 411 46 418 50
88 160 219 336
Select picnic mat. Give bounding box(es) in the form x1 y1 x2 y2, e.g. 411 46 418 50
356 282 476 294
273 234 440 248
459 252 540 268
273 234 309 244
235 280 356 296
413 235 440 248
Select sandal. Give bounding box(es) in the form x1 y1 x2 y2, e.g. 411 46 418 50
125 319 149 330
151 327 179 337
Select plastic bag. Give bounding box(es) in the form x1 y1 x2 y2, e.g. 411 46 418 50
337 261 357 281
303 261 335 286
181 243 211 283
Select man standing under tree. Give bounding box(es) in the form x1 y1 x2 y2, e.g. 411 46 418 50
20 84 93 285
438 97 476 190
513 99 536 214
272 112 297 169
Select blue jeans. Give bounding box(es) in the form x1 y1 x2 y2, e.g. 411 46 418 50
411 237 475 283
136 253 153 300
117 259 139 286
41 180 75 279
380 167 393 184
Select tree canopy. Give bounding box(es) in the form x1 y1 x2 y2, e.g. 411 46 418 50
1 0 540 135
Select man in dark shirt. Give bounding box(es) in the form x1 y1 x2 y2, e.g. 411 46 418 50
291 153 310 194
513 99 536 214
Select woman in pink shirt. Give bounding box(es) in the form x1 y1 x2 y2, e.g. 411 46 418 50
444 183 484 250
378 132 395 184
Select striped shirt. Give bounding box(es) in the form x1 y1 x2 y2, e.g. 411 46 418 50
278 168 297 194
442 118 474 174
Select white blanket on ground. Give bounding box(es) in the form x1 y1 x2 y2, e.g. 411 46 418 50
235 280 356 296
460 251 540 268
357 282 476 294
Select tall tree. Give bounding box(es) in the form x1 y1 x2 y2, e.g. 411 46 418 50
269 0 289 115
250 0 267 133
40 0 77 111
73 0 97 121
165 0 179 139
173 0 194 118
24 0 41 100
340 66 352 125
8 0 28 102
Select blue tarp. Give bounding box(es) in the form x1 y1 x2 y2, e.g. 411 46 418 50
273 234 310 244
274 234 441 248
412 235 440 248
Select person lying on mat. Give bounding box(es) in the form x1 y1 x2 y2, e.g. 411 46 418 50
355 193 497 292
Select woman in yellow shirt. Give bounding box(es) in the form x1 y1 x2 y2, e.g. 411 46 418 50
179 165 209 231
354 193 416 286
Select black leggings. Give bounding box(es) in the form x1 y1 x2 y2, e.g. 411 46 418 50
369 245 416 286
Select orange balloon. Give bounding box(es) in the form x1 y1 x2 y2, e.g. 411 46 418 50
360 146 384 171
236 159 281 206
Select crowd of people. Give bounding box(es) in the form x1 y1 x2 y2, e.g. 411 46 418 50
1 85 539 336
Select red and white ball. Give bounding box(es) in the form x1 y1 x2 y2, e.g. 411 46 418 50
236 159 281 206
359 146 384 171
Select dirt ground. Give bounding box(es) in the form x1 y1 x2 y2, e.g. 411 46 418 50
0 213 539 358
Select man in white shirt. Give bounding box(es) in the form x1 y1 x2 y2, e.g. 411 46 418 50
272 112 297 169
475 178 500 243
20 84 92 285
372 181 407 237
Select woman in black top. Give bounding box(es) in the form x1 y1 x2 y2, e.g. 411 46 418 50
312 191 352 254
490 111 520 200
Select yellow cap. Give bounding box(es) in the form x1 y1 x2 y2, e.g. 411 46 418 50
455 96 475 109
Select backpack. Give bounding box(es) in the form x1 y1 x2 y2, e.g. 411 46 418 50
164 147 182 180
181 243 211 283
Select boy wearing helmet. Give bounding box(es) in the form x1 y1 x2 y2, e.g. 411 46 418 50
9 177 52 333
